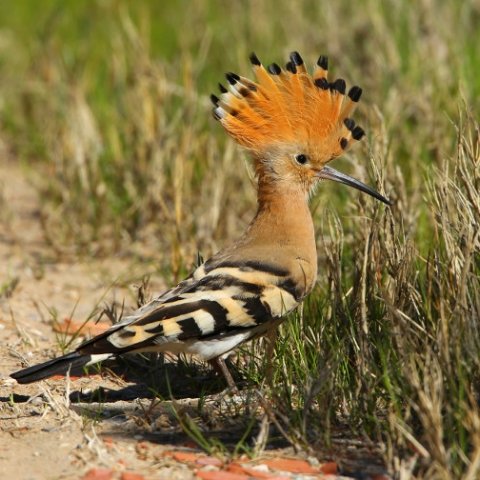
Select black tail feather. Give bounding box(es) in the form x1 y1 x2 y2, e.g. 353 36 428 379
10 352 92 384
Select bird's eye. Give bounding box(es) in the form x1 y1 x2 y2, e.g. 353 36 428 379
295 154 308 165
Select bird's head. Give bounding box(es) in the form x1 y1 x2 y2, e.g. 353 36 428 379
211 51 390 205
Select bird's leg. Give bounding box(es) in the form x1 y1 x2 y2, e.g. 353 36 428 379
208 357 239 394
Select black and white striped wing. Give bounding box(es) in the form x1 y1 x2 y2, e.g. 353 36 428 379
77 259 301 360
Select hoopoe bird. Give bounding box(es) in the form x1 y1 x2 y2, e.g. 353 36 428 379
11 51 390 389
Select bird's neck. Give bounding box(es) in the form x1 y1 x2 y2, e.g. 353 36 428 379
251 180 315 247
239 179 319 296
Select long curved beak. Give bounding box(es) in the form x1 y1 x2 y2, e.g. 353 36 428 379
317 165 391 206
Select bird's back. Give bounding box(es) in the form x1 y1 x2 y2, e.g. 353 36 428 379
76 238 308 360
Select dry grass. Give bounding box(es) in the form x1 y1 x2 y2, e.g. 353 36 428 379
1 1 480 478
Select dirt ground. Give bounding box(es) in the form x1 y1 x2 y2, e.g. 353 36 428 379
0 160 393 480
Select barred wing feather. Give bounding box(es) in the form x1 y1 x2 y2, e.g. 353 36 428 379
77 260 299 359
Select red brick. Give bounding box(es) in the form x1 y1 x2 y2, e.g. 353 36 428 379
320 462 339 474
81 468 113 480
120 473 145 480
195 457 223 467
172 451 198 463
196 470 250 480
262 458 318 474
228 463 275 478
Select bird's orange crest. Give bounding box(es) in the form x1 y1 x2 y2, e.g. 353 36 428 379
211 52 365 165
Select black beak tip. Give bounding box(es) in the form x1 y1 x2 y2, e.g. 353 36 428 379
318 165 391 206
379 194 392 207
